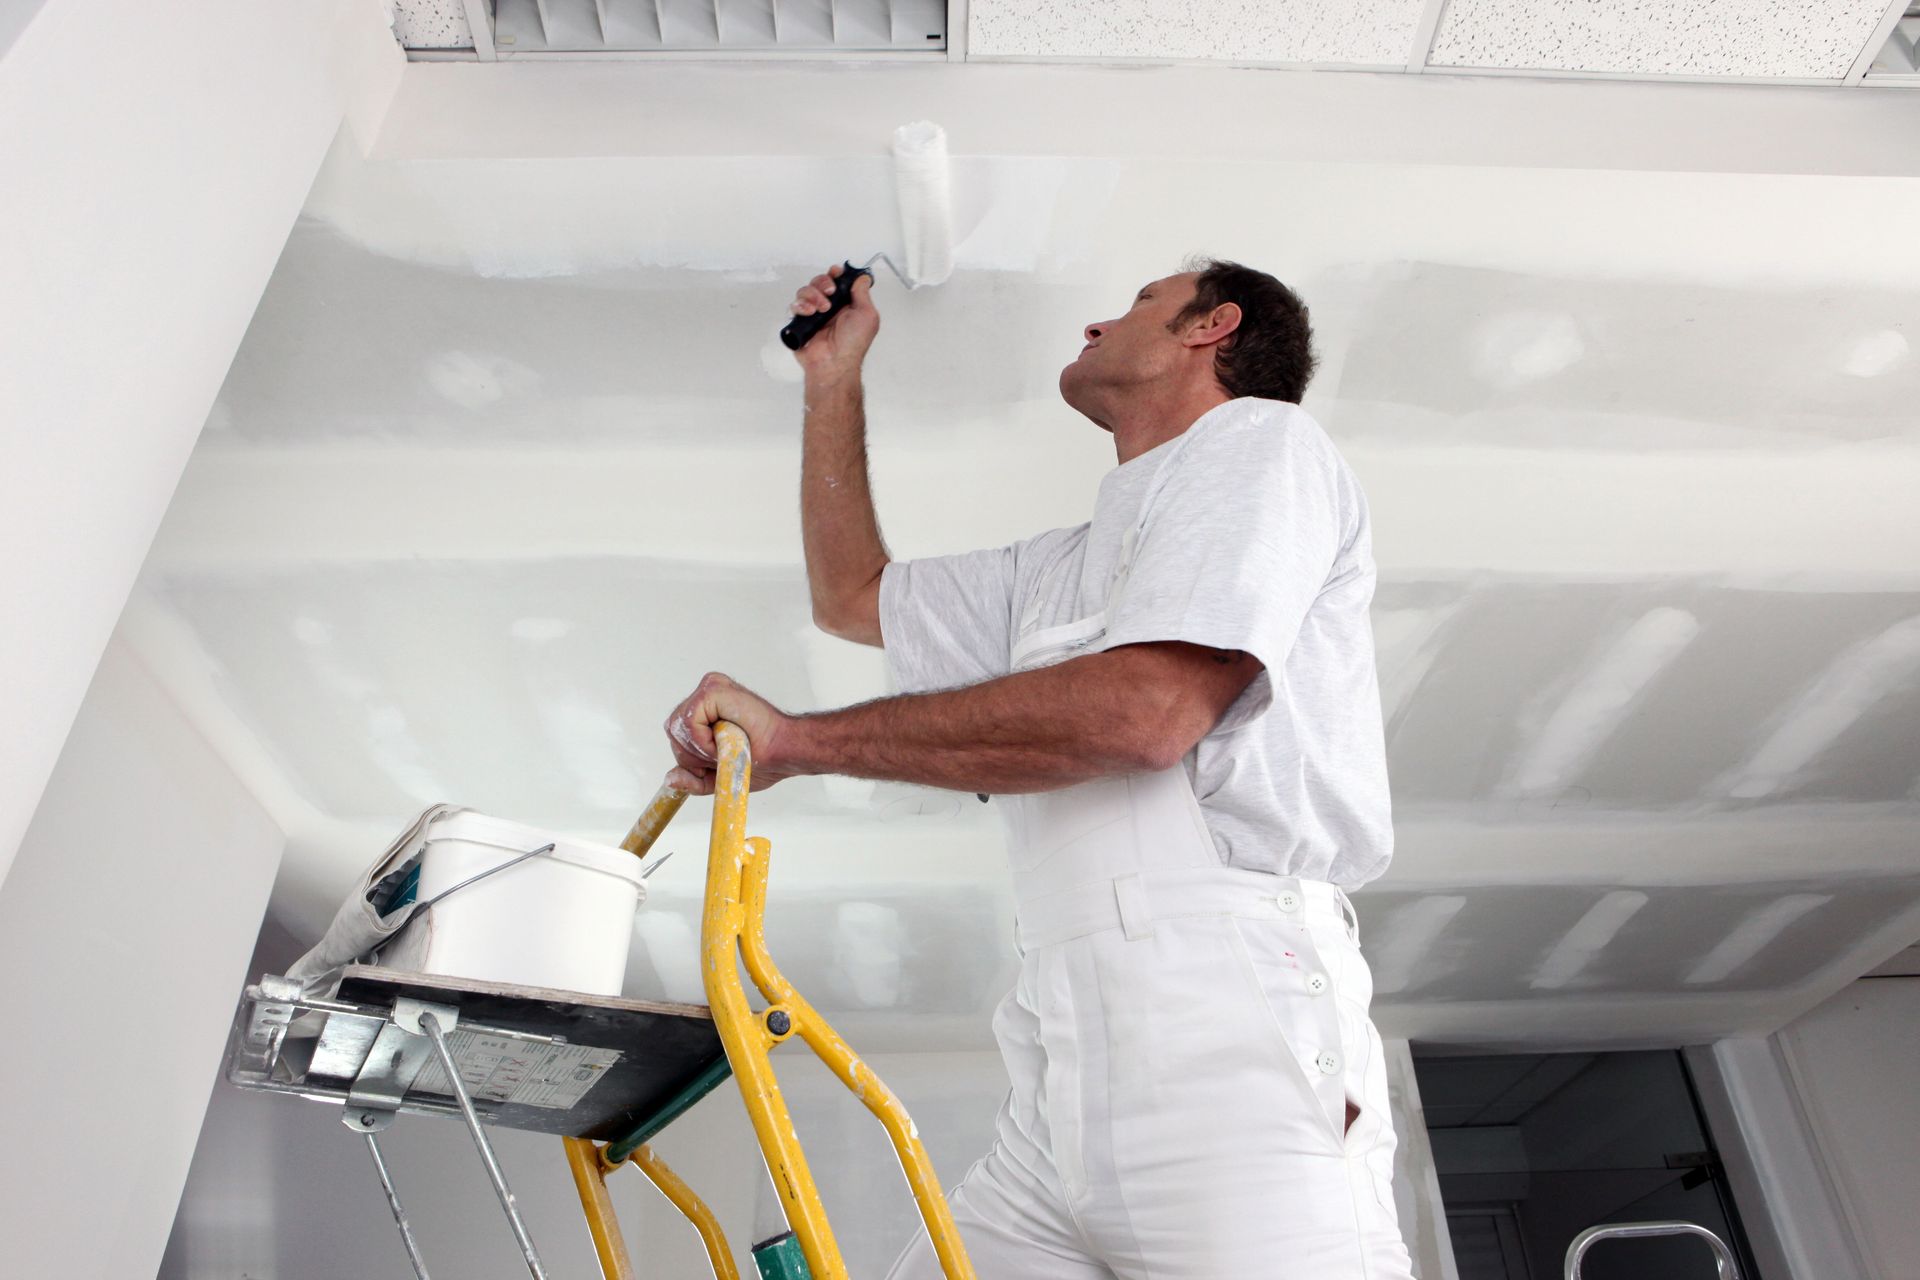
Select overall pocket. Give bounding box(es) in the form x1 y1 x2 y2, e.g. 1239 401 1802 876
1229 913 1352 1150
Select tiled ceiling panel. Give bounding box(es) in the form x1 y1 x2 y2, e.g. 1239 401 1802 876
968 0 1428 66
389 0 474 49
1428 0 1894 79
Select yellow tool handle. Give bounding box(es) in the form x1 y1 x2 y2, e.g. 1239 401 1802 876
620 784 688 860
621 721 749 860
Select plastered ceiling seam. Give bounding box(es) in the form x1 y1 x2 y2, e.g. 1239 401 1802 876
1368 896 1468 996
1406 0 1449 72
460 0 495 58
1781 898 1920 1002
1684 896 1832 987
1506 607 1701 798
1847 0 1910 82
1718 614 1920 800
1529 891 1650 991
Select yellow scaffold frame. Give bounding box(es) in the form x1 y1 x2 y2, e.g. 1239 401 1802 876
563 721 976 1280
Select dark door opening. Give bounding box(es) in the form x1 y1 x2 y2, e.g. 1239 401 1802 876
1411 1049 1759 1279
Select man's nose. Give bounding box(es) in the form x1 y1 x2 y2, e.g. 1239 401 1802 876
1084 323 1104 342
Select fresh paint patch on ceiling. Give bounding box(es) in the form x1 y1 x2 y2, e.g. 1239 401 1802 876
1427 0 1894 79
211 220 1106 445
968 0 1427 65
1843 328 1910 379
1466 309 1584 388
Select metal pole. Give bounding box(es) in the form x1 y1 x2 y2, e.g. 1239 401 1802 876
419 1011 549 1279
363 1132 433 1280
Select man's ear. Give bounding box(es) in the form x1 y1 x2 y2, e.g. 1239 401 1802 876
1182 301 1242 350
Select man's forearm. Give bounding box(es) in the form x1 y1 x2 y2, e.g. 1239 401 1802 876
801 373 888 635
773 654 1171 794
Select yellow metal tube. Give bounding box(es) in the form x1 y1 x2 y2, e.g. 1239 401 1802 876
738 837 977 1280
563 1136 636 1280
628 1144 742 1280
620 783 688 859
702 722 851 1280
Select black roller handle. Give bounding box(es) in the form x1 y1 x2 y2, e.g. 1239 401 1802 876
780 261 873 351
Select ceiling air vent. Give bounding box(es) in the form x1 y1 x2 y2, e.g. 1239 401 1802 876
482 0 948 56
1861 3 1920 82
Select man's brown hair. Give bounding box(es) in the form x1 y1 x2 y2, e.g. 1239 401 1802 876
1171 257 1318 404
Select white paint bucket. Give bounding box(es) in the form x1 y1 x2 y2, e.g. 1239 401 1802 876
404 811 645 997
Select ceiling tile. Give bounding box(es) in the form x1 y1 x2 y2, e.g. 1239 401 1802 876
969 0 1428 66
389 0 474 50
1428 0 1893 79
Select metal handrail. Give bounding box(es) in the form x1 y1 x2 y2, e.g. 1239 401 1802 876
1565 1220 1742 1279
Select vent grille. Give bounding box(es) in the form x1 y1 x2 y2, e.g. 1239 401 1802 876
488 0 947 54
1863 4 1920 80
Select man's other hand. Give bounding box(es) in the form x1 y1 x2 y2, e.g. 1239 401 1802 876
662 672 798 795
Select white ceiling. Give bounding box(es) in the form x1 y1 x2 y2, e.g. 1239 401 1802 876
131 63 1920 1053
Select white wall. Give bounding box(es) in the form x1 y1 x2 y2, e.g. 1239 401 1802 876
1689 1038 1865 1280
1387 1040 1461 1280
1692 981 1920 1280
1776 978 1920 1278
0 636 285 1279
0 0 401 885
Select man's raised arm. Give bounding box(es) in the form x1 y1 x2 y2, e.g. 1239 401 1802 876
793 265 889 648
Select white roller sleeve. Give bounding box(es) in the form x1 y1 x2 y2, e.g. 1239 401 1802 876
892 121 954 288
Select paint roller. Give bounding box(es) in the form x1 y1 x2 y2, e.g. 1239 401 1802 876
779 121 955 351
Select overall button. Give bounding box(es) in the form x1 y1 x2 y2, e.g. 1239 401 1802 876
1277 891 1302 913
1315 1050 1342 1075
1306 972 1330 995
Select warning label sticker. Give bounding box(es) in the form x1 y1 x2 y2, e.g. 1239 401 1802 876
412 1031 620 1111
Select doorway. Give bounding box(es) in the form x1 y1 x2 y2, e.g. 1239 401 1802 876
1412 1049 1759 1279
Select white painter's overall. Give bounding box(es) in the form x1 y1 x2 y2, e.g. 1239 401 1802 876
888 438 1415 1279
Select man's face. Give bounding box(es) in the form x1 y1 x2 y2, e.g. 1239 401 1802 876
1059 272 1203 424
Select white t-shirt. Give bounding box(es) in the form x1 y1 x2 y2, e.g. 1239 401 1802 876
878 397 1393 889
